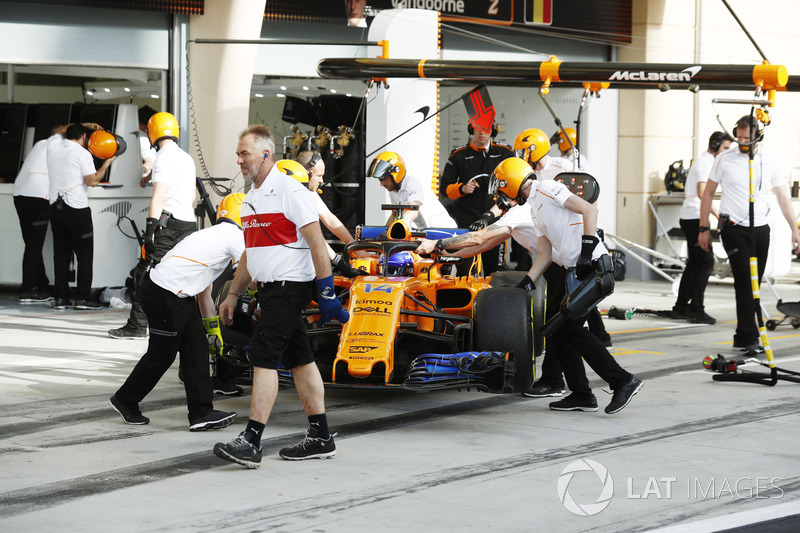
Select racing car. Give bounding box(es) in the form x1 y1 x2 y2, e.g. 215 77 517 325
217 209 545 394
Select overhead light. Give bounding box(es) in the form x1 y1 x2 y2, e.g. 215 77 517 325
330 89 337 93
280 85 287 90
346 93 352 97
124 87 131 92
276 93 286 98
150 94 160 99
104 88 110 93
86 90 94 96
254 93 264 98
302 86 309 91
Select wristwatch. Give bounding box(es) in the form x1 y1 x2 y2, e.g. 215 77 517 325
698 226 710 233
435 239 446 251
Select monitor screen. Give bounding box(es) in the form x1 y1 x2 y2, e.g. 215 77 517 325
0 103 28 183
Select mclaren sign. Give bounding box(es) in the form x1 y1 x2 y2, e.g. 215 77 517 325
609 66 702 82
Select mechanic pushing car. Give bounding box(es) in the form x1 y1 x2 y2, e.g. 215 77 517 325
109 193 246 431
213 125 349 469
490 157 643 414
369 151 457 230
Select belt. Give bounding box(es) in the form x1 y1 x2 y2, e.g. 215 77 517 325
258 280 311 289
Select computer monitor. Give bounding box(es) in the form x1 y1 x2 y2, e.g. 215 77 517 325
0 103 28 183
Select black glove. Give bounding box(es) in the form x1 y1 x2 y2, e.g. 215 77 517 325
144 217 158 258
576 234 599 280
516 275 535 292
332 253 368 278
469 211 498 231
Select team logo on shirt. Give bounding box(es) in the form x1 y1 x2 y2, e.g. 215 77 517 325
242 213 298 247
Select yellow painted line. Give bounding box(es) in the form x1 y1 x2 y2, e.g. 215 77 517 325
610 348 667 356
715 333 800 345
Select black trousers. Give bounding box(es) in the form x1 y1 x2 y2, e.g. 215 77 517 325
14 195 50 292
721 224 770 346
544 265 630 398
49 203 93 301
115 276 213 421
675 218 715 311
126 219 196 330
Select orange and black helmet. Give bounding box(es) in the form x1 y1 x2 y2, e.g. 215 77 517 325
147 112 179 147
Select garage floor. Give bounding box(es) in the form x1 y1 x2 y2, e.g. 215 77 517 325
2 277 800 532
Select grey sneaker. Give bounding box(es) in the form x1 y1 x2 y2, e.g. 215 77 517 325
279 428 336 460
214 432 262 469
108 324 148 339
74 299 103 310
189 410 236 432
19 291 53 304
605 375 644 414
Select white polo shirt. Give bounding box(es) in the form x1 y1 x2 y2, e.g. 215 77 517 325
14 137 53 200
496 202 538 254
47 137 96 209
709 147 785 227
680 150 715 220
535 156 573 181
150 221 245 297
139 135 156 178
390 174 457 229
530 179 607 267
151 142 196 222
242 165 320 283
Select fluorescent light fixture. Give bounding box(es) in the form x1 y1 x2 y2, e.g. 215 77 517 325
124 87 131 92
280 85 286 90
302 86 309 91
104 88 110 92
254 93 264 98
86 91 94 96
330 89 337 93
276 93 286 98
150 94 160 99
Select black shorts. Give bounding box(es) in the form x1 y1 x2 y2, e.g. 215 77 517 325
250 280 315 370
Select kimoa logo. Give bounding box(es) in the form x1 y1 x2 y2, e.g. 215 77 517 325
557 459 614 517
609 66 702 82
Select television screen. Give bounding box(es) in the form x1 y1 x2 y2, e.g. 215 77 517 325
31 104 72 143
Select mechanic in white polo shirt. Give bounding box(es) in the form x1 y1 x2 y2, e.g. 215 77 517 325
213 125 348 469
110 193 243 431
699 115 800 354
47 123 115 310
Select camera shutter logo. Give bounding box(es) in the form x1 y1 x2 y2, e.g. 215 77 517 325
557 459 614 516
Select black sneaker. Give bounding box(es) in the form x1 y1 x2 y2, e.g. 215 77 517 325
670 305 690 320
214 432 262 468
279 428 337 460
108 324 148 339
605 375 644 414
212 378 244 396
54 298 73 310
189 410 236 432
523 381 566 398
19 291 53 304
742 344 765 356
549 393 599 412
74 299 103 310
109 395 149 425
688 310 717 325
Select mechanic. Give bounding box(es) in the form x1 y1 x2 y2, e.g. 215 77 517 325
109 112 197 340
110 193 244 431
670 131 733 324
440 119 513 275
369 151 456 230
213 124 349 469
491 157 643 414
13 125 66 304
552 127 589 170
699 115 800 355
47 123 115 310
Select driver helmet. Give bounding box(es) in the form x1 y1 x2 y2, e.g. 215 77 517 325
381 251 415 277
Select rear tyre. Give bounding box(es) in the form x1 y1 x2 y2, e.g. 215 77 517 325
473 287 544 392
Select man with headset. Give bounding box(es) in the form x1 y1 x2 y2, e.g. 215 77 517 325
213 125 349 468
671 131 733 324
699 115 800 354
440 118 513 274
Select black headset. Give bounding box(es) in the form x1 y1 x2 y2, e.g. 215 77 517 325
734 116 764 144
303 150 322 172
708 131 733 152
467 121 499 138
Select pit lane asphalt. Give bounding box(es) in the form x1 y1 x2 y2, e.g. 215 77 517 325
1 278 800 533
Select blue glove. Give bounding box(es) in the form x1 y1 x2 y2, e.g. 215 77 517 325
316 275 349 326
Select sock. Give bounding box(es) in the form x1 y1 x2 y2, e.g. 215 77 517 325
244 419 266 448
308 413 330 439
